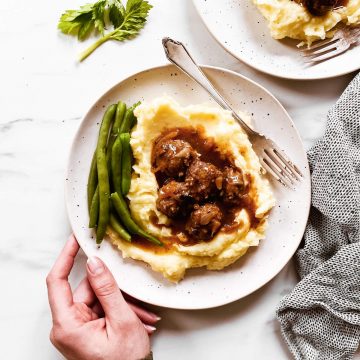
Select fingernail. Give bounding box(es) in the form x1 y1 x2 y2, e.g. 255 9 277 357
144 324 157 333
87 257 104 275
147 310 161 322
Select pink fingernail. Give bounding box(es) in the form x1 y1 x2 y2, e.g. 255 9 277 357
87 257 104 275
144 324 157 333
147 311 161 321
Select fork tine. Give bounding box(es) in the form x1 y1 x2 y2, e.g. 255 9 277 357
302 41 339 57
260 158 288 187
264 149 299 181
272 146 303 178
302 37 338 51
260 157 293 188
306 45 349 62
263 152 295 185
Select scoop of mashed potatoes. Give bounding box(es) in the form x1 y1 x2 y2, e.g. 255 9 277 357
252 0 360 44
107 96 275 282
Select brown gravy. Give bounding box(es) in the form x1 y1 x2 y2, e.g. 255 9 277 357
295 0 349 16
152 126 234 187
133 126 258 251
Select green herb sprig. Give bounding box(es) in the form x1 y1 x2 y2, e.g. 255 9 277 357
58 0 152 62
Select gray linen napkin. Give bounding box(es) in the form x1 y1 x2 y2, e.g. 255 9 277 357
276 73 360 360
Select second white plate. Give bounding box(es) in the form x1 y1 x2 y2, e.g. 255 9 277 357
66 64 310 309
193 0 360 80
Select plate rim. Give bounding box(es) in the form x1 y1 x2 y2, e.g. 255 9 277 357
192 0 360 81
65 63 311 309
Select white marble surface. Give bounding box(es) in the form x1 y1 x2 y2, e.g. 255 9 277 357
0 0 358 359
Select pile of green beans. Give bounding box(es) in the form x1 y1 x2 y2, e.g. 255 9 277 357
87 101 163 246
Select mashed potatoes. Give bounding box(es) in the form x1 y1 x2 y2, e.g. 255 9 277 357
252 0 360 44
107 97 275 282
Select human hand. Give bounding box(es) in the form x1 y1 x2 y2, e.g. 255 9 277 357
47 235 158 360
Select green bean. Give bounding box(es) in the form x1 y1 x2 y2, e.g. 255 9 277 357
120 133 132 195
114 101 127 134
119 102 139 134
111 134 123 195
96 149 110 243
89 185 99 228
98 104 117 149
130 102 140 129
118 109 134 134
87 152 97 212
106 102 127 191
109 214 131 242
110 192 163 246
96 103 117 244
107 101 127 158
110 192 138 234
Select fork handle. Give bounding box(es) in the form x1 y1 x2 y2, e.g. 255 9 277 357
162 37 256 137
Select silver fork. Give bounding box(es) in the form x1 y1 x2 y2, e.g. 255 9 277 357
162 37 303 188
302 26 360 63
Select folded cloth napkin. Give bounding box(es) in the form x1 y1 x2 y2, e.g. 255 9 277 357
276 73 360 360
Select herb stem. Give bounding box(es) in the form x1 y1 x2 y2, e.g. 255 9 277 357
79 33 111 62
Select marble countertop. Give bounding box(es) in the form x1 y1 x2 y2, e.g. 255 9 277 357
0 0 357 359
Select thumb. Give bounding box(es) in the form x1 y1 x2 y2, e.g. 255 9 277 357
86 256 129 322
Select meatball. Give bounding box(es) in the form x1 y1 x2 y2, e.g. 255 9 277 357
156 181 191 218
222 166 245 206
302 0 337 16
185 204 223 240
152 139 196 178
185 160 223 202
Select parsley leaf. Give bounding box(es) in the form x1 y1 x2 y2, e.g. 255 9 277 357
109 0 152 41
58 4 95 40
92 0 106 35
58 0 152 61
109 0 125 29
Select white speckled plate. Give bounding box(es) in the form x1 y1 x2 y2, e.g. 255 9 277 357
193 0 360 80
66 64 310 309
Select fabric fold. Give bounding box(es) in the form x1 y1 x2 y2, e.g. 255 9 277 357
277 73 360 360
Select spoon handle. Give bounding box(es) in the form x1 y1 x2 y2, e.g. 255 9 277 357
162 37 256 137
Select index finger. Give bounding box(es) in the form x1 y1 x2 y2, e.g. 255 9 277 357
46 234 80 323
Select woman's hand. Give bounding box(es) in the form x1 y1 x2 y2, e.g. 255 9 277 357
46 235 158 360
